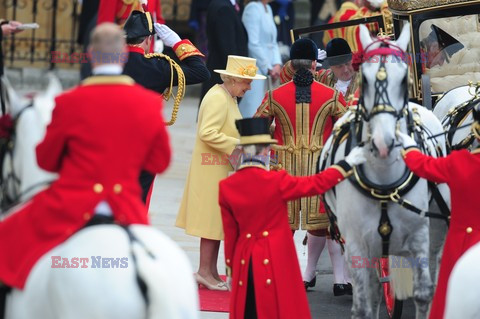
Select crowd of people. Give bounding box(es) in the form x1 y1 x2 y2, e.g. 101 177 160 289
0 0 479 318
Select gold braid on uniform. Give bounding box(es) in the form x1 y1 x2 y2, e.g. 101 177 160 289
144 53 186 126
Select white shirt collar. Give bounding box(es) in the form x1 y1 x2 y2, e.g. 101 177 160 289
92 64 123 75
335 79 351 96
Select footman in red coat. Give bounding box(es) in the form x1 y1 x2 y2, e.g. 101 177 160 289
397 107 480 319
219 117 366 319
0 23 171 292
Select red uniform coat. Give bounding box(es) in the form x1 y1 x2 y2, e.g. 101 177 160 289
0 75 171 289
97 0 164 26
403 147 480 319
219 162 351 319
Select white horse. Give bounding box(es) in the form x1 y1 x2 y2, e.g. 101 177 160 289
444 241 480 319
1 73 59 207
1 74 198 319
321 23 449 319
432 84 480 152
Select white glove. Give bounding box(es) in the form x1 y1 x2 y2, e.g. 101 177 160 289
345 146 367 166
396 131 417 149
154 23 181 47
318 49 327 61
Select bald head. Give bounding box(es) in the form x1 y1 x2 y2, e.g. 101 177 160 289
88 23 128 68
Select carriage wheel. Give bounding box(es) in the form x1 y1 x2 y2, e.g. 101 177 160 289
379 257 403 319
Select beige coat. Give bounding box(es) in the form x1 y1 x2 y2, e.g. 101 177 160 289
176 84 242 240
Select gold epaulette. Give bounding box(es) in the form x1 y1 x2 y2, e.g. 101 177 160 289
173 40 205 61
144 53 186 126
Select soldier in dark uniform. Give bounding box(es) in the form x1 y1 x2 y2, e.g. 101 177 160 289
122 11 210 202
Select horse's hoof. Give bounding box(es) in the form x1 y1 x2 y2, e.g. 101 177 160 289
303 276 316 290
333 283 351 296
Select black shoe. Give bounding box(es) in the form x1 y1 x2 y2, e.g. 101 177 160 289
346 283 353 295
303 276 316 290
333 283 350 296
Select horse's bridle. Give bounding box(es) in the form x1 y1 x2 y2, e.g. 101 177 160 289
321 39 450 256
355 40 410 123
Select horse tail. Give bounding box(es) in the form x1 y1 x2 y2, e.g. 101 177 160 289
389 256 414 300
129 226 199 319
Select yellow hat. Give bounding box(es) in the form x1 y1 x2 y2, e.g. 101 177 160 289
214 55 267 80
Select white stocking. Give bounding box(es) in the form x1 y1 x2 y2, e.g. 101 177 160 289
327 238 346 284
303 233 326 282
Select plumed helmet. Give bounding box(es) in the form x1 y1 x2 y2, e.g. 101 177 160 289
290 38 318 61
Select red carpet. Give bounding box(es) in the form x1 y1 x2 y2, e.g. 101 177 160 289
198 275 231 312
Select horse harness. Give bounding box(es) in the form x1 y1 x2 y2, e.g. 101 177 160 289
321 40 450 257
441 95 480 152
0 101 53 213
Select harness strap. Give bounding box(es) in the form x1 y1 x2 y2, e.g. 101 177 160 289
121 226 154 307
393 195 450 225
378 201 393 258
428 182 451 224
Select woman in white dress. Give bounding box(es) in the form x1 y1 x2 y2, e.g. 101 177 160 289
239 0 282 118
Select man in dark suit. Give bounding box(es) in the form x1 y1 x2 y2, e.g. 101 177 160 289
200 0 248 102
78 0 100 79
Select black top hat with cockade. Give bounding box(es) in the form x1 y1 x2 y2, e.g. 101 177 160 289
123 10 155 41
235 118 277 145
323 38 352 68
428 25 464 59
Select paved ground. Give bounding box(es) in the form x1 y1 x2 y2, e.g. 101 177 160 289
148 95 416 319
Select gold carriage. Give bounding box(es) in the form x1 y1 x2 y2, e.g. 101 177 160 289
291 0 480 109
389 0 480 108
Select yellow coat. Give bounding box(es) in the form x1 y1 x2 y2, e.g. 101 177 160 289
176 84 242 240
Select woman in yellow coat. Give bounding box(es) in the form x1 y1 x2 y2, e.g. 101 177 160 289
176 55 266 290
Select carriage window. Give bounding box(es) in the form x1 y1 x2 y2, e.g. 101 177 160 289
419 15 480 93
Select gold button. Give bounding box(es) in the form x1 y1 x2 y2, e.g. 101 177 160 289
466 227 473 234
83 212 91 220
241 259 245 265
266 279 272 285
239 280 243 286
181 46 186 51
113 184 122 194
226 259 231 264
246 233 252 238
262 231 269 237
93 183 103 193
263 259 269 265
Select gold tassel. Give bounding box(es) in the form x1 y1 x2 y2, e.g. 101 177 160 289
144 53 186 126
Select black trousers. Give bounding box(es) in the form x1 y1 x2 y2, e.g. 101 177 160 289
244 259 257 319
0 285 11 319
139 170 155 203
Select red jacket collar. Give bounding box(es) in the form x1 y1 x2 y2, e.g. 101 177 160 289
128 46 145 54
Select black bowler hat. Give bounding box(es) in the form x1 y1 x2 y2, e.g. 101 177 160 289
290 38 318 61
123 11 155 40
429 25 464 59
235 118 277 145
323 38 352 68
